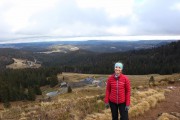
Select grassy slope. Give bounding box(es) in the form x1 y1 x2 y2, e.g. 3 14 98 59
0 73 180 120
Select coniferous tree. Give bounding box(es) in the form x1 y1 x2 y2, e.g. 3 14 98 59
49 75 58 88
34 86 42 95
27 87 36 101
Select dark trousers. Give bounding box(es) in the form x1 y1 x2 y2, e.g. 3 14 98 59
109 101 129 120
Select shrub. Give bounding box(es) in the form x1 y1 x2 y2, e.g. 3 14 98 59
157 113 179 120
129 106 139 117
153 93 165 102
67 86 72 93
146 96 157 108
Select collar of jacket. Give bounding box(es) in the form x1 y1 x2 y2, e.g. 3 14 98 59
113 73 122 80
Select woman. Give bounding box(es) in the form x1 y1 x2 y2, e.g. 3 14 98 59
104 62 130 120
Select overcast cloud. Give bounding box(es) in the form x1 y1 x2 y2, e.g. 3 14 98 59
0 0 180 43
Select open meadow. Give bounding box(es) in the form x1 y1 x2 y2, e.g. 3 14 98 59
6 58 41 69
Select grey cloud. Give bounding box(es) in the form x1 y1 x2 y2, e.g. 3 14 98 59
17 0 110 36
131 0 180 35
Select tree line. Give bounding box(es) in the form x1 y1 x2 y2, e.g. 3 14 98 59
0 67 61 106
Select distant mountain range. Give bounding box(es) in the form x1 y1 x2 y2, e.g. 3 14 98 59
0 40 175 53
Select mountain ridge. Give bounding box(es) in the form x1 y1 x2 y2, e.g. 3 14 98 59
0 40 176 53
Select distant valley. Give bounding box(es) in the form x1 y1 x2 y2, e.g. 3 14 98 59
0 40 179 75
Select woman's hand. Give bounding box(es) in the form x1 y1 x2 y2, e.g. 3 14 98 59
105 103 110 109
125 106 130 111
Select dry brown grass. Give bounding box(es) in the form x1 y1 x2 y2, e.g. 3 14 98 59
6 58 41 69
0 73 179 120
0 107 21 119
56 87 105 101
128 89 165 118
84 89 167 120
57 72 180 88
146 96 158 108
127 74 180 87
58 72 109 82
157 113 179 120
40 94 106 120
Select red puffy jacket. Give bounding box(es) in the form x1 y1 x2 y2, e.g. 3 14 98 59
104 73 130 106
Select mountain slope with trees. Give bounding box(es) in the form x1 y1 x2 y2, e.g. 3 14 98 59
0 41 179 75
38 41 179 75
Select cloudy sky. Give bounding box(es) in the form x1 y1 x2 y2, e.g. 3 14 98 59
0 0 180 43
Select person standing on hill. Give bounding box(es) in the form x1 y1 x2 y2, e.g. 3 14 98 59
104 62 131 120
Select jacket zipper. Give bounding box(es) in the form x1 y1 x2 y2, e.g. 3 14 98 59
117 79 118 104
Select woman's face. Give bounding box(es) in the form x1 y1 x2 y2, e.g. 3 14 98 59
114 66 122 75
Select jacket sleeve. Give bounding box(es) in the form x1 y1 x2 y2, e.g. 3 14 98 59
104 77 111 103
125 76 131 106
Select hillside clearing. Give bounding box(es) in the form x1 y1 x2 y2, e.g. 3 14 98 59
6 58 41 69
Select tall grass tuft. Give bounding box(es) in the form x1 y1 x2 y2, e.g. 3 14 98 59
157 113 179 120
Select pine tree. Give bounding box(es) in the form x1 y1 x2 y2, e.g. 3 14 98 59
49 75 58 88
34 86 42 95
27 87 36 101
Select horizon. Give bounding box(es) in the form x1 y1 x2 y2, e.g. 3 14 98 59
0 35 179 44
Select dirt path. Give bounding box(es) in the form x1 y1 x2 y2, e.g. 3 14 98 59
131 83 180 120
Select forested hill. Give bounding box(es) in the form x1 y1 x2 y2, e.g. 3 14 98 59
0 41 179 74
46 40 179 75
96 40 180 75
